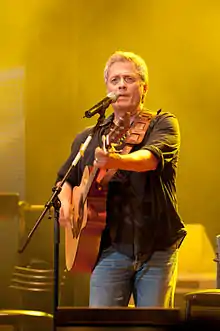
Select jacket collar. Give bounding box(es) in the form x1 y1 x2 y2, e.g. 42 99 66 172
99 113 114 127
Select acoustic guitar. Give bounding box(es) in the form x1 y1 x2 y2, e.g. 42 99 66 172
65 114 130 273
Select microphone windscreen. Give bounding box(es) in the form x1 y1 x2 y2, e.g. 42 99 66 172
107 91 119 102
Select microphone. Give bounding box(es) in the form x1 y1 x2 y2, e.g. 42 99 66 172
83 92 119 118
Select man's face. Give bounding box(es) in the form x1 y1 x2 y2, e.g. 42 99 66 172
106 61 147 114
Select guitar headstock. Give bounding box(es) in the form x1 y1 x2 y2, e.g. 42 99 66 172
104 112 130 152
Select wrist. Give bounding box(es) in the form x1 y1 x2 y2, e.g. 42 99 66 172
108 152 123 168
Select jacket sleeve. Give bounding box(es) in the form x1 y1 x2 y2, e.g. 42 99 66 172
141 112 180 170
56 128 91 187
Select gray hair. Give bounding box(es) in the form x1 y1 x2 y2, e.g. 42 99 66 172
104 51 148 85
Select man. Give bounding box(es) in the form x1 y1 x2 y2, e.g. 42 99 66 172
57 51 186 308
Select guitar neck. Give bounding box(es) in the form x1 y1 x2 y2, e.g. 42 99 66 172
82 166 99 204
81 115 130 205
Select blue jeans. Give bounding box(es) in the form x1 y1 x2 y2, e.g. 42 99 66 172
89 246 178 307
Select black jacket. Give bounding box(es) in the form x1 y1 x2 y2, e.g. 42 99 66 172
57 110 186 262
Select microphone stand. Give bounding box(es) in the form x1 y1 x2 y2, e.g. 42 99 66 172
18 109 106 331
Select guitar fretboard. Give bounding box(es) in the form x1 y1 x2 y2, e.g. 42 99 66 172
81 113 131 206
82 166 99 205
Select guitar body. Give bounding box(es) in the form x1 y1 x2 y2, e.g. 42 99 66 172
65 113 131 273
65 166 107 273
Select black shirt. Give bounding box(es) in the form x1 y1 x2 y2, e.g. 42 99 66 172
57 110 186 263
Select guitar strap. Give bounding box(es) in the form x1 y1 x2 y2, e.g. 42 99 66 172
97 109 160 187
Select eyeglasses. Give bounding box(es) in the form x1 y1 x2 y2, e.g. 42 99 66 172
109 75 141 85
